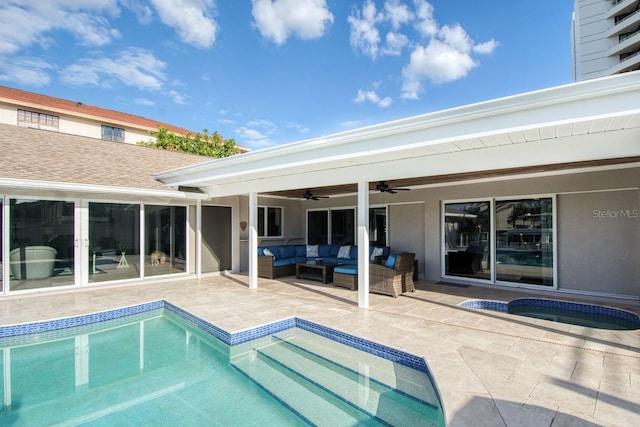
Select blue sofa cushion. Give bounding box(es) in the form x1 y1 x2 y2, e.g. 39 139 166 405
277 245 295 259
294 245 306 257
328 244 340 257
318 244 331 257
258 247 265 256
349 246 359 259
335 265 357 275
273 259 293 267
384 254 397 269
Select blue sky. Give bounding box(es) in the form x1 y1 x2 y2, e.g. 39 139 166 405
0 1 574 151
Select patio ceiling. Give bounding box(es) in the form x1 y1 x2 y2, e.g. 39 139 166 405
157 72 640 197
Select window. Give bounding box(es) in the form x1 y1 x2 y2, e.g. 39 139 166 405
307 210 328 244
369 207 387 246
17 109 59 131
101 125 125 142
306 208 355 245
258 206 282 237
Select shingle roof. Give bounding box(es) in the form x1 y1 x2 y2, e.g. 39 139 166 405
0 123 212 192
0 85 194 135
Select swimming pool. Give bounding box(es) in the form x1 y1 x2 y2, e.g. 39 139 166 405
0 301 446 426
460 298 640 330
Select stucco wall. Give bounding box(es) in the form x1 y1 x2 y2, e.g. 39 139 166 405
417 167 639 298
558 189 639 297
389 203 426 277
233 167 638 299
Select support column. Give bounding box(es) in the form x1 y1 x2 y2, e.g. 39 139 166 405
357 181 370 308
248 192 258 289
195 200 202 278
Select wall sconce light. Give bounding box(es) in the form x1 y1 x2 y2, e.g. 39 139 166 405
240 221 247 231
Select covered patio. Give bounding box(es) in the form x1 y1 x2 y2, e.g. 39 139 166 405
1 274 638 425
157 72 640 306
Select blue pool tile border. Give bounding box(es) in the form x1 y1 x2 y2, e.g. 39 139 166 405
294 318 430 373
0 300 163 339
460 298 640 327
1 300 435 377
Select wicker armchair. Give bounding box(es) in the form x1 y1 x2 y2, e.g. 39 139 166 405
369 253 416 298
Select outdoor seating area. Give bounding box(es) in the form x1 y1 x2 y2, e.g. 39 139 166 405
259 244 417 297
257 244 390 279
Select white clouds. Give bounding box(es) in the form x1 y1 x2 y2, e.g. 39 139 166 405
60 47 167 91
0 1 120 55
401 23 498 99
150 0 218 48
348 0 498 100
354 89 392 108
252 0 334 45
237 119 278 149
0 57 55 87
287 122 309 134
347 1 383 58
384 0 412 30
135 97 156 106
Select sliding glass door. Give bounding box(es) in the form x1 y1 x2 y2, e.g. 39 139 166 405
443 196 555 287
495 198 554 286
8 199 76 292
89 203 140 283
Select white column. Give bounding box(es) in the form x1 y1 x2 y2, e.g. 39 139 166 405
357 181 370 308
248 192 258 289
195 200 202 278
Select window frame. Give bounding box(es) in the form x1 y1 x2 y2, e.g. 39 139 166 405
441 194 557 290
101 125 125 142
257 206 283 238
17 109 60 131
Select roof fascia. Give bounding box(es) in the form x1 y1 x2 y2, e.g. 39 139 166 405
0 179 208 200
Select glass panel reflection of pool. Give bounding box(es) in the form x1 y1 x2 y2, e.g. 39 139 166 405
0 302 446 426
461 298 640 330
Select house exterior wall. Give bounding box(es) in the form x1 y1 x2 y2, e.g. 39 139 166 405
0 99 154 144
418 167 639 299
389 203 426 277
234 166 638 300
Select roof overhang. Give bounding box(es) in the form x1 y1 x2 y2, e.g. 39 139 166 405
0 178 209 201
156 72 640 197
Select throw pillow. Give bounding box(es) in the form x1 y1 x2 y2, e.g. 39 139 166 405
306 244 319 257
337 245 351 259
384 254 397 269
263 248 274 257
370 247 384 261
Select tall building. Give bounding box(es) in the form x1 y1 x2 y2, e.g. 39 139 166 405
572 0 640 80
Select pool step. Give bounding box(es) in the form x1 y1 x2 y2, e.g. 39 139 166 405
231 352 382 426
272 328 440 406
257 340 441 426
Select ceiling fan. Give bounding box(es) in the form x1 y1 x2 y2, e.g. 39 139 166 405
375 181 410 194
302 190 329 200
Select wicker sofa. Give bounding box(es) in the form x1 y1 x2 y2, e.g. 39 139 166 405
257 244 390 279
369 252 416 298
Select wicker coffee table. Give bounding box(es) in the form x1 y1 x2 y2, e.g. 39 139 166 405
295 262 336 284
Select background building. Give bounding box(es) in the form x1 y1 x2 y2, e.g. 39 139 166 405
572 0 640 80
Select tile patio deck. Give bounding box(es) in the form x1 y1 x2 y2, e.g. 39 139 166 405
0 275 638 426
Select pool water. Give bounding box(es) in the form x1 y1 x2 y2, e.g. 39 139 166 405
508 306 639 330
0 309 445 426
